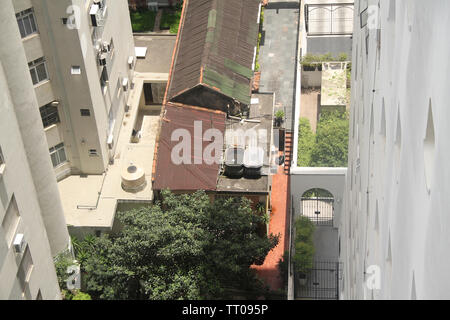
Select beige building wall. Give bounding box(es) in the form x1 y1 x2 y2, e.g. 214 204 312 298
0 0 70 300
12 0 136 177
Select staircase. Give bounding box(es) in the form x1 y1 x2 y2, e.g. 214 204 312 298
284 130 293 174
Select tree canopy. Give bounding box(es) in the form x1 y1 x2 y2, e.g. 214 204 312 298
78 190 279 300
297 111 349 168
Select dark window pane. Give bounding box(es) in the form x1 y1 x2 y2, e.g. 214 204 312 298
30 69 38 85
18 20 26 38
58 148 67 164
36 63 47 82
29 14 37 33
23 16 32 36
50 153 58 167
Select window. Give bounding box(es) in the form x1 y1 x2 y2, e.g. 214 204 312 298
40 103 60 128
0 146 4 166
28 57 48 85
80 109 91 116
89 149 99 157
17 246 34 293
71 66 81 75
2 196 20 247
16 8 38 38
100 66 109 93
109 38 115 64
49 143 67 168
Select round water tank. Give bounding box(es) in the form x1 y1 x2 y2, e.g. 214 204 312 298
121 163 146 192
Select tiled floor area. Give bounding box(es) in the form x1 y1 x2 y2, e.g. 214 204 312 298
252 163 289 291
259 2 299 131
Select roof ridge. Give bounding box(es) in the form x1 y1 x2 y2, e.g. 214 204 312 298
199 0 219 83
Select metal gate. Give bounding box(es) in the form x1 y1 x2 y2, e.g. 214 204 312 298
295 260 342 300
301 197 334 226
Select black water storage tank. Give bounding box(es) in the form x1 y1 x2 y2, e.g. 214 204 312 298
224 147 245 178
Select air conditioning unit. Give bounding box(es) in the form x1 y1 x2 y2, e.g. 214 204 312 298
102 41 110 53
128 56 135 69
90 4 106 27
107 134 114 150
98 53 107 66
13 234 26 254
89 4 100 27
122 78 129 92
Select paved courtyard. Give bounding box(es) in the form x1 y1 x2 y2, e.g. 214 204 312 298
259 1 300 131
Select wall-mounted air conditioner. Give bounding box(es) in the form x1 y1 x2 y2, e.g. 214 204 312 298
89 4 100 27
128 56 135 69
98 53 107 66
102 41 111 53
90 3 106 27
122 78 129 92
107 134 114 150
13 234 26 254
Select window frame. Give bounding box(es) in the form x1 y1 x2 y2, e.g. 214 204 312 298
49 143 67 168
40 104 60 128
28 57 49 86
16 8 38 39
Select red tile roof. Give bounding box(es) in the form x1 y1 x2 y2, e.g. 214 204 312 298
153 103 226 191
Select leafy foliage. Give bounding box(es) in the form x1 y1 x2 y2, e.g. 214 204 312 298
79 191 279 300
293 217 315 275
71 291 92 300
277 251 289 288
297 112 349 167
297 118 315 166
160 8 182 34
310 111 349 167
129 9 157 33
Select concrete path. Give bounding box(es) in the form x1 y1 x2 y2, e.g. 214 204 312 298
259 1 300 131
153 9 163 32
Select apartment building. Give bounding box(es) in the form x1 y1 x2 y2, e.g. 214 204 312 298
0 0 71 300
340 0 450 299
12 0 135 180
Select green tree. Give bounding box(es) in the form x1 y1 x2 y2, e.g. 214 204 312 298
80 190 279 300
310 111 349 167
297 118 315 166
293 216 315 275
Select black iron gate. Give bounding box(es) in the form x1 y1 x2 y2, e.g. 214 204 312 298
301 197 334 226
295 260 342 300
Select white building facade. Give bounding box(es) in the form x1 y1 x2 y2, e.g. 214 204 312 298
0 0 71 300
340 0 450 299
1 0 136 299
13 0 136 179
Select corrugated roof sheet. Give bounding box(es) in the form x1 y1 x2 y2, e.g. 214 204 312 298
153 103 226 191
167 0 260 105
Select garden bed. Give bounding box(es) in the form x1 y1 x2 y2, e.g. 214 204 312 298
130 9 157 32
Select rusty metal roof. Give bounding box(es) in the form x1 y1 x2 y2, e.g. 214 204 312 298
167 0 260 106
152 103 226 191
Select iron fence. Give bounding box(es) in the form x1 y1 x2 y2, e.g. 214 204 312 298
295 260 342 300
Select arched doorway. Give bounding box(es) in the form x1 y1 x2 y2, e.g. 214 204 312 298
301 188 334 226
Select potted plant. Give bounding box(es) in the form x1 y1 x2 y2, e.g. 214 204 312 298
274 110 285 127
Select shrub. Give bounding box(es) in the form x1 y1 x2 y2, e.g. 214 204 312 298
72 292 92 300
297 118 315 167
293 216 315 275
310 111 349 167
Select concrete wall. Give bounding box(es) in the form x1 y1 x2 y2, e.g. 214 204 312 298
291 168 347 228
340 0 450 299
